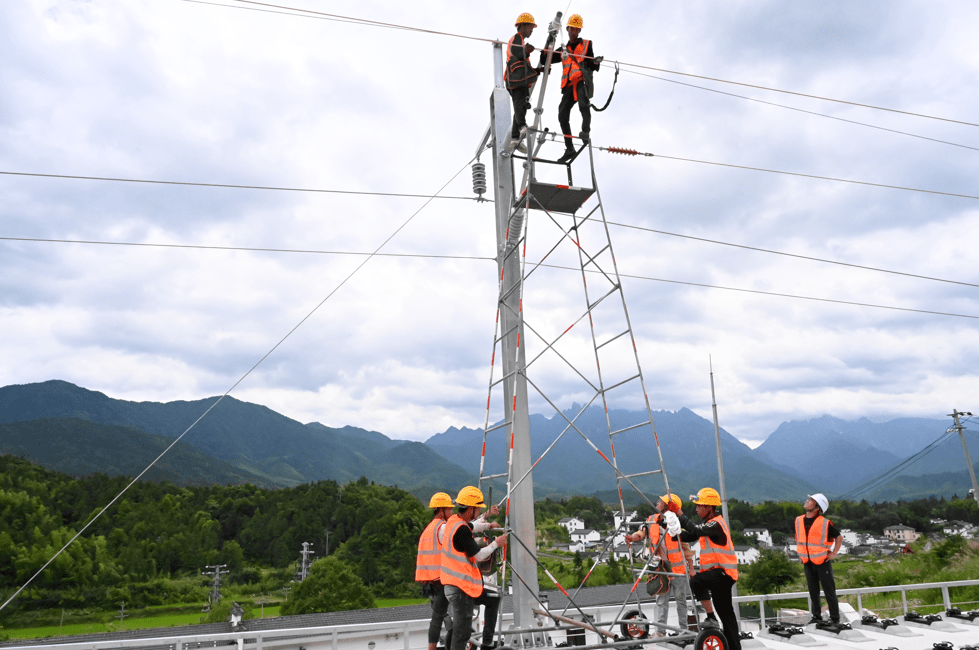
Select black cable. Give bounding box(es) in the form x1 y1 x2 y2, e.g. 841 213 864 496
0 171 478 201
603 222 979 289
838 432 955 500
619 68 979 152
7 237 978 320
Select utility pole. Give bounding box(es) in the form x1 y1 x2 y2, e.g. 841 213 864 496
709 358 738 613
202 564 229 605
949 410 979 509
298 542 315 581
324 529 330 556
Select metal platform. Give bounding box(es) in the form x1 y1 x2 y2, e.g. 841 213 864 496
517 181 595 213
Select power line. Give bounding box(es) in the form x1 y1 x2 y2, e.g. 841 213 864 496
0 171 478 201
837 431 956 501
0 157 476 614
596 146 979 201
603 222 979 289
208 0 978 129
619 68 979 152
7 237 978 319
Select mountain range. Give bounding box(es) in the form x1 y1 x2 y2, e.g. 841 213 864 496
0 380 975 503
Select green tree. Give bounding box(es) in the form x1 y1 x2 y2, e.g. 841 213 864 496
281 556 375 615
740 549 800 595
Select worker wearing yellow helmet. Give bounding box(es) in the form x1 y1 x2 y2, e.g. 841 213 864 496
441 486 507 650
669 487 741 650
623 493 694 638
504 12 540 153
553 13 603 164
416 492 455 650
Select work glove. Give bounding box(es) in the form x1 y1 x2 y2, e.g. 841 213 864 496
664 511 681 537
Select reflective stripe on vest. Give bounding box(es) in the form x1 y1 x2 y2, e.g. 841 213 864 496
561 39 590 89
505 34 521 82
440 515 483 597
795 515 833 564
415 517 444 582
698 515 738 581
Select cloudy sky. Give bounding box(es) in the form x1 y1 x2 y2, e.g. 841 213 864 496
3 0 978 448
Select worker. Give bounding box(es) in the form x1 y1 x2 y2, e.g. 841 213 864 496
795 493 842 627
674 487 741 650
554 14 602 164
417 492 455 650
505 13 539 154
625 494 694 637
441 486 507 650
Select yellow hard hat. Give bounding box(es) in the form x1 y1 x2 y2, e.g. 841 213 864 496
692 487 722 506
515 12 537 27
456 486 486 508
429 492 454 508
567 14 583 29
659 493 682 512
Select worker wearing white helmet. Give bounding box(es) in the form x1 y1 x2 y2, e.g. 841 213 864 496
795 493 843 628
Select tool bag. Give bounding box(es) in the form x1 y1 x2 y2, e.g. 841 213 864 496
644 530 673 597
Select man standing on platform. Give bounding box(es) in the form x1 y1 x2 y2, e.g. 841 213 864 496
795 493 842 627
554 14 601 164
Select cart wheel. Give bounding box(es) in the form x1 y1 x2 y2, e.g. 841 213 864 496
619 610 649 639
694 627 726 650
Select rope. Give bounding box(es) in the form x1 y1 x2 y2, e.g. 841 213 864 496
590 61 619 112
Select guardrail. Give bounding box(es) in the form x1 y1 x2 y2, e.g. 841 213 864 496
731 578 979 628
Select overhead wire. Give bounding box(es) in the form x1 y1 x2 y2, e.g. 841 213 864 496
203 0 979 128
837 430 957 501
5 236 978 320
0 157 476 614
619 68 979 153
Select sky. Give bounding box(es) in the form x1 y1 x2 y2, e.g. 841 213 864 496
3 0 979 448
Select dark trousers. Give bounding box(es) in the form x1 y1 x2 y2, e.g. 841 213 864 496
690 568 741 650
445 584 501 650
803 560 839 622
558 83 591 148
427 582 453 648
509 85 530 139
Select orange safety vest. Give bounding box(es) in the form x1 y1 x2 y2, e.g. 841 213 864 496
698 515 738 581
415 517 444 582
795 515 833 564
561 39 591 92
505 34 538 88
440 515 483 597
644 515 686 575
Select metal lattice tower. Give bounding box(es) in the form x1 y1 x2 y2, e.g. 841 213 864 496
475 20 681 645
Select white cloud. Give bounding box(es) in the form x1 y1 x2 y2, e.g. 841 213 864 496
3 0 978 447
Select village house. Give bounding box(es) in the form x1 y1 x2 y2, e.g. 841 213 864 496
942 520 976 537
743 528 772 546
558 517 585 534
569 528 602 553
734 546 761 564
883 524 919 542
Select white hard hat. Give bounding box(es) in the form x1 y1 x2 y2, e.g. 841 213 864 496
808 493 829 513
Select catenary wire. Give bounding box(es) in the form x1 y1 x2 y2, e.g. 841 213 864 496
0 171 478 201
837 431 956 500
619 68 979 152
603 222 979 289
5 236 978 320
4 170 976 288
0 157 475 614
214 0 978 128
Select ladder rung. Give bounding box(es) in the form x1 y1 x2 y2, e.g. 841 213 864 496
485 420 512 434
610 421 651 436
623 470 662 479
601 373 641 394
587 285 620 311
490 371 517 388
597 330 630 350
481 473 508 481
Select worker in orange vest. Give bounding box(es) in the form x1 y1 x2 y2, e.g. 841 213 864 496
625 493 694 637
505 13 539 154
674 487 741 650
441 486 507 650
553 14 602 164
795 493 842 627
416 492 455 650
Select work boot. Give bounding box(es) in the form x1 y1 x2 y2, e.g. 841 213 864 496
557 148 575 164
807 616 822 625
579 130 590 144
